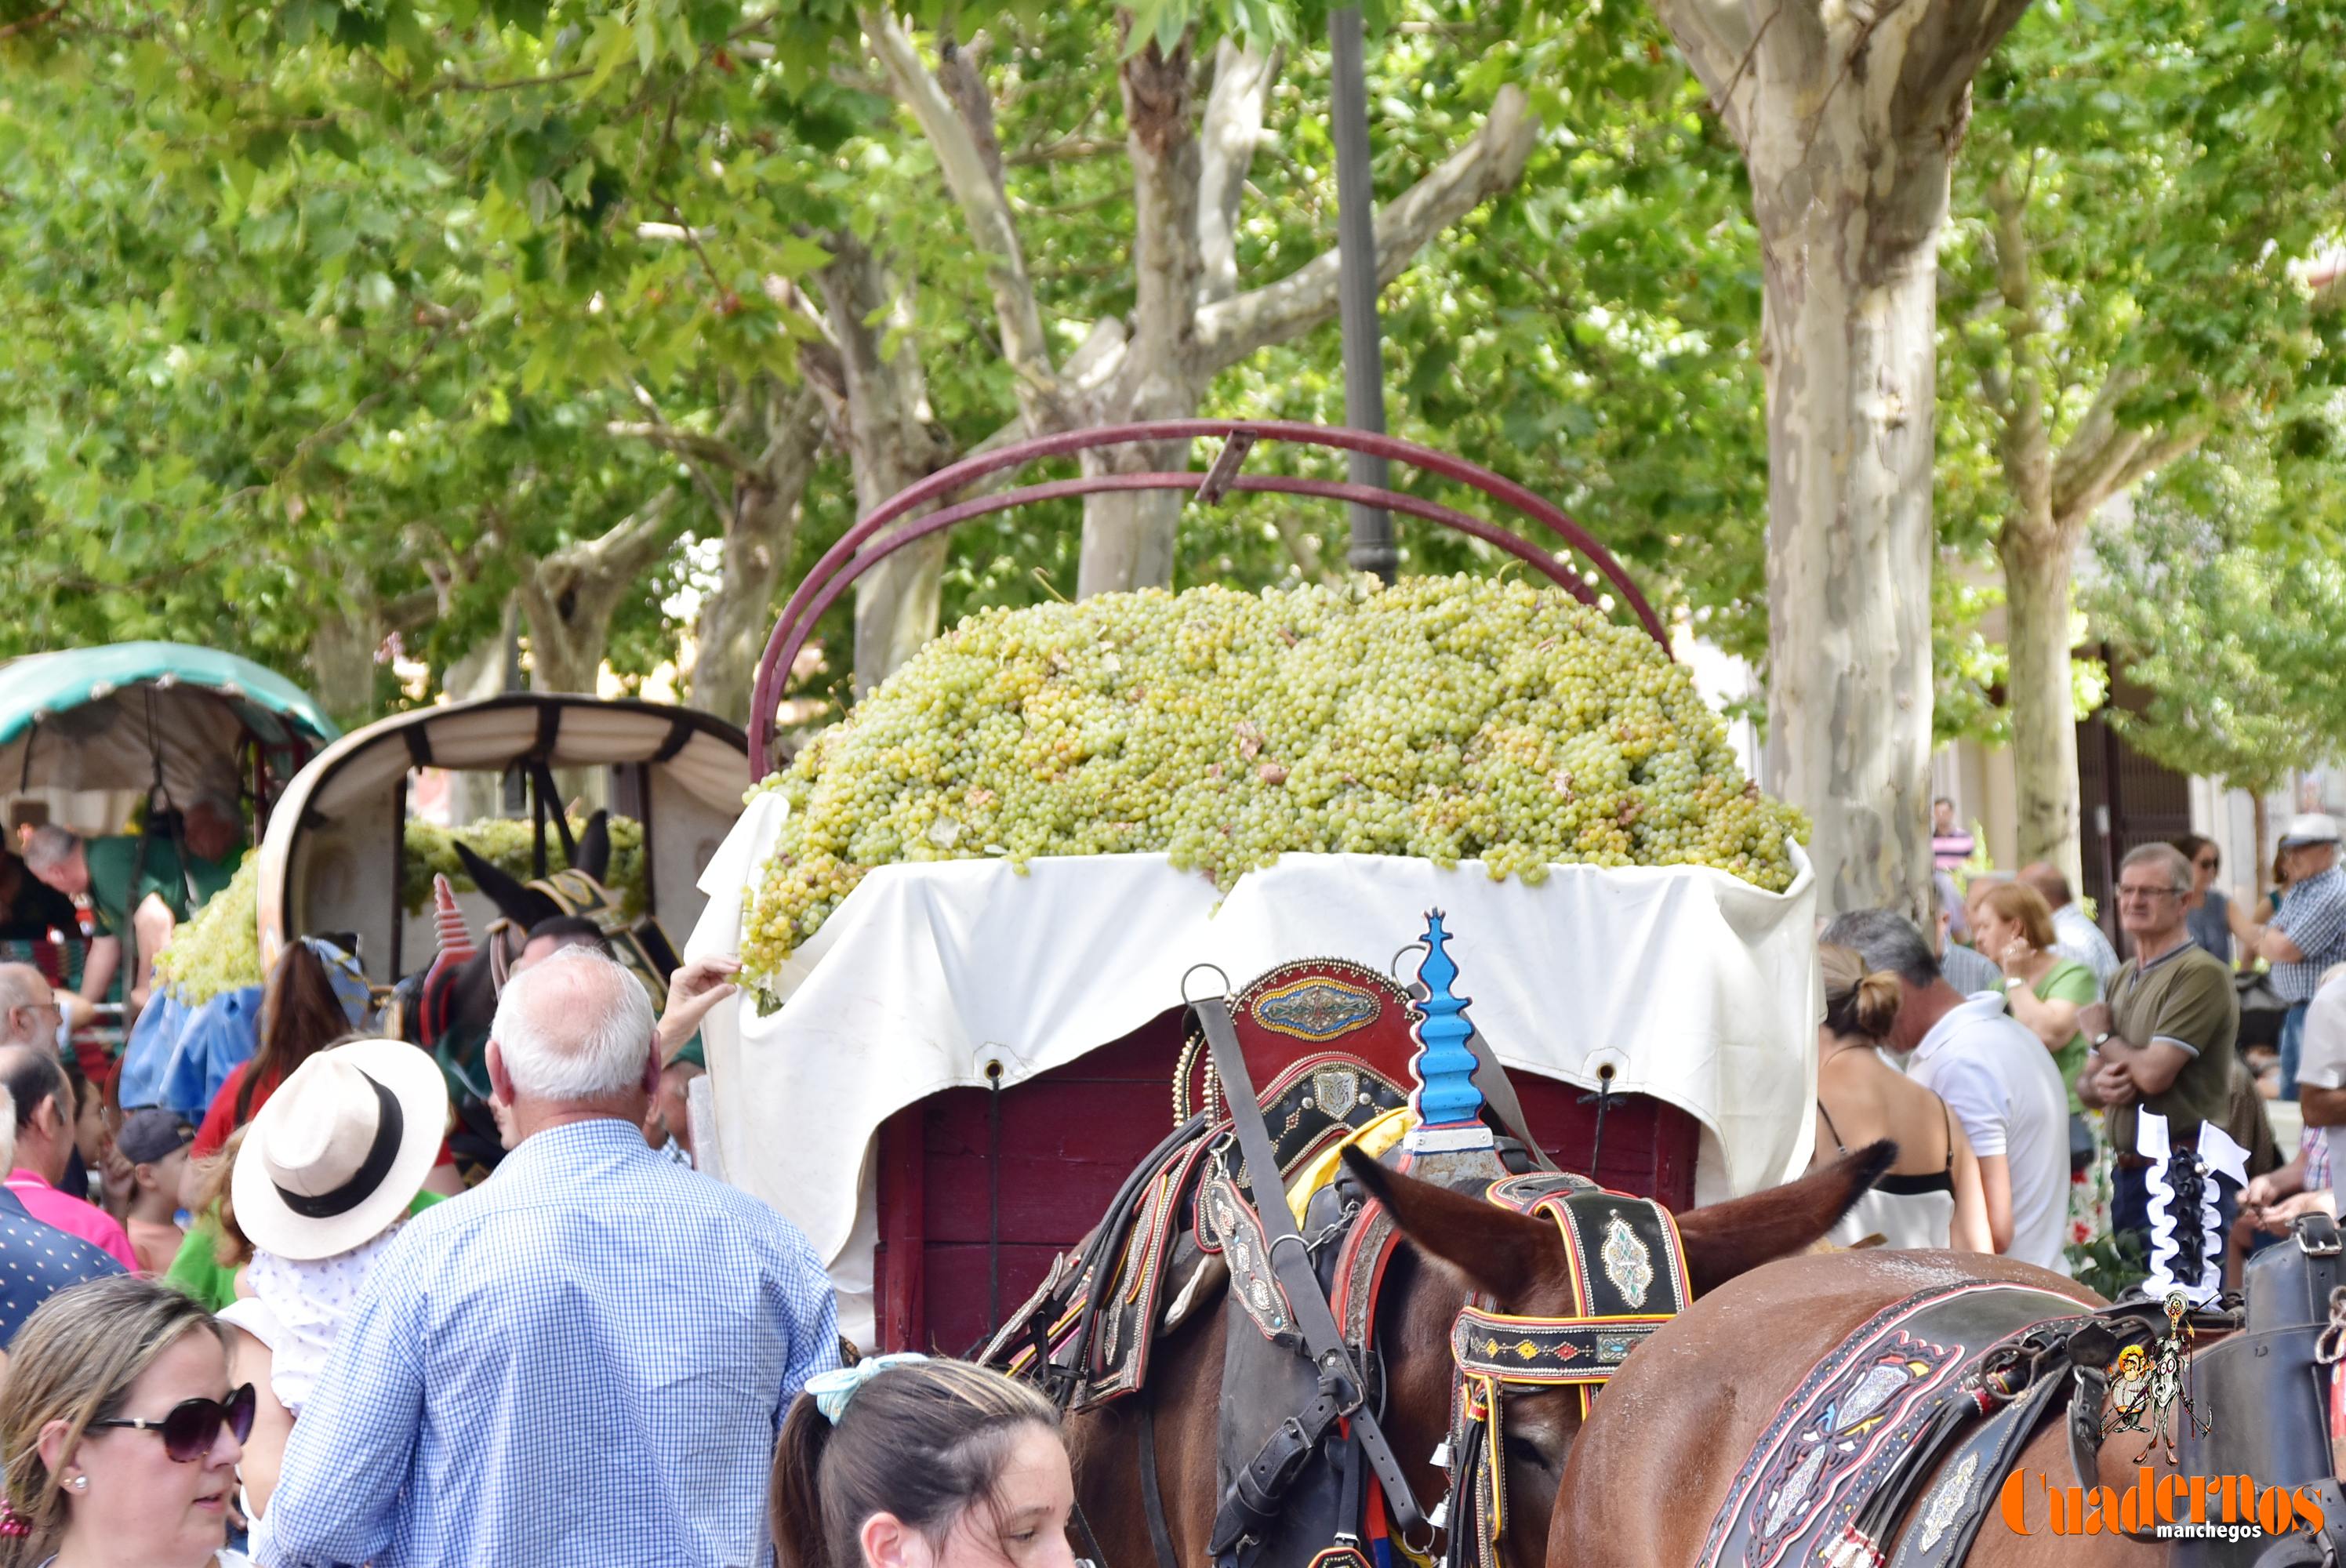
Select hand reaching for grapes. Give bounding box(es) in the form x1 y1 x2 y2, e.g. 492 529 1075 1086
659 955 741 1060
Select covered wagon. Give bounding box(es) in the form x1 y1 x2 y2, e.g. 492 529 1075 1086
686 421 1824 1354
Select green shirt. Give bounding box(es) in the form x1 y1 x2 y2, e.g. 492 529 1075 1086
82 833 193 934
164 1189 448 1312
2106 940 2241 1152
2027 957 2099 1117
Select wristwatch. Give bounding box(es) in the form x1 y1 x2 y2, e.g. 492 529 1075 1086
2092 1030 2114 1048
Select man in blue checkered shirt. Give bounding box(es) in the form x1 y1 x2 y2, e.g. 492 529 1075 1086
2243 814 2346 1102
256 948 839 1568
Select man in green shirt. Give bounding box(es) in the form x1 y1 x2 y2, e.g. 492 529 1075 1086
22 799 242 1021
2079 841 2242 1258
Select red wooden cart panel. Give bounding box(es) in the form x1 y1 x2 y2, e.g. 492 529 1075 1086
872 983 1699 1356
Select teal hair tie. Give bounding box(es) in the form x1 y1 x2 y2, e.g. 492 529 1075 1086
804 1352 928 1425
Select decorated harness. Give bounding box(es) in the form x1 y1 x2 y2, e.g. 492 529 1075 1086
1694 1112 2346 1568
983 913 1692 1568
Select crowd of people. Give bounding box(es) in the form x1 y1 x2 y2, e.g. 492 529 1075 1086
0 924 841 1568
1852 805 2346 1282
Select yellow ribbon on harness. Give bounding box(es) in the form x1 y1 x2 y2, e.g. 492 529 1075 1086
1285 1106 1415 1225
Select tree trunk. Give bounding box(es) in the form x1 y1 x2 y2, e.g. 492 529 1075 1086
518 493 681 697
307 604 381 728
1077 35 1204 598
2000 524 2083 886
691 383 830 725
1075 482 1184 596
1755 145 1952 923
1650 0 2029 925
442 597 520 824
819 230 953 695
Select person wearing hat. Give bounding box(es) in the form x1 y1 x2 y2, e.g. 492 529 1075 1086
257 946 833 1568
118 1108 195 1274
217 1038 448 1530
2241 811 2346 1101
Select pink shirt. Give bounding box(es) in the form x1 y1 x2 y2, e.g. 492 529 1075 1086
4 1170 137 1270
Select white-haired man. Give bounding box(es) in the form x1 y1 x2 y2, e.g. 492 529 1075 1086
259 948 837 1568
0 964 63 1054
2078 841 2242 1259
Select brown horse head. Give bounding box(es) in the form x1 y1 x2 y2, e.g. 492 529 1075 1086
1333 1141 1897 1568
1063 1142 1894 1568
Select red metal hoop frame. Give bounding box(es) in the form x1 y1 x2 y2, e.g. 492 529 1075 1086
748 419 1667 778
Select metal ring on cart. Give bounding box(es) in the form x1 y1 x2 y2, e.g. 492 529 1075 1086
746 419 1671 779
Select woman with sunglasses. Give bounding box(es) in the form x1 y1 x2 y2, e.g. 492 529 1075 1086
0 1273 254 1568
772 1354 1078 1568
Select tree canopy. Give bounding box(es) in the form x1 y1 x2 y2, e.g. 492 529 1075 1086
5 0 2344 845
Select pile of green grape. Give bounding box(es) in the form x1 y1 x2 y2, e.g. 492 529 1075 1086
152 855 262 1005
740 576 1807 984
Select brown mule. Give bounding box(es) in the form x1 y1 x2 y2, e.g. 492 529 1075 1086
1059 1142 1897 1568
1545 1248 2184 1568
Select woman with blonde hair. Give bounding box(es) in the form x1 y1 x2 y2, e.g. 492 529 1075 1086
1971 880 2097 1094
1813 945 1993 1252
0 1273 253 1568
772 1354 1077 1568
1970 878 2104 1250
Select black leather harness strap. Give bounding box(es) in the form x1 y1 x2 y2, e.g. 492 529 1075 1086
1194 996 1432 1543
1462 1022 1552 1172
1137 1399 1182 1568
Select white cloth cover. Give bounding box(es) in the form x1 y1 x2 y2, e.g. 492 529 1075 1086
688 793 1820 1348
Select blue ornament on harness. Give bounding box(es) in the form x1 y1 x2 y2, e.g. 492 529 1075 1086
804 1352 929 1425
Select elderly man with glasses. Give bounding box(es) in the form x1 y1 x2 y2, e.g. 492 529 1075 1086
2239 813 2346 1102
2078 841 2243 1259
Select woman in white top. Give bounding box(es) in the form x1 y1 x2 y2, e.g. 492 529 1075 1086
1814 944 1995 1252
0 1274 253 1568
217 1038 448 1525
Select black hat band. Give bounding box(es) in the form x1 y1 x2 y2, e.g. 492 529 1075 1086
274 1071 405 1221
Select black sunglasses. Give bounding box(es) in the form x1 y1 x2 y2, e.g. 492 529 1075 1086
91 1384 256 1462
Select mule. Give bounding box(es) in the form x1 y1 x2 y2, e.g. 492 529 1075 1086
395 810 678 1174
1056 1140 1897 1568
1545 1248 2170 1568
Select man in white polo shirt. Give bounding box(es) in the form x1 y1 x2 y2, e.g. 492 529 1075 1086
1821 909 2072 1272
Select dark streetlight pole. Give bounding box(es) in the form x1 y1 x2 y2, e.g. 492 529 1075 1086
1329 5 1396 583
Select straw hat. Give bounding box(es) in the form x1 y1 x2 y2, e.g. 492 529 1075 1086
234 1040 450 1261
2281 813 2342 848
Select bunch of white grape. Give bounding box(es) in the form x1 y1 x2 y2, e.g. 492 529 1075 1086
740 576 1807 984
151 855 262 1005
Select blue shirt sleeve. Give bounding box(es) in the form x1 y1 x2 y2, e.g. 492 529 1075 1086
2279 878 2346 961
774 1224 842 1402
256 1237 428 1568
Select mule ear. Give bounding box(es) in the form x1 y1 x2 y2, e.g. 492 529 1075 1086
1672 1140 1895 1298
452 840 562 929
574 810 612 883
1338 1146 1560 1302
